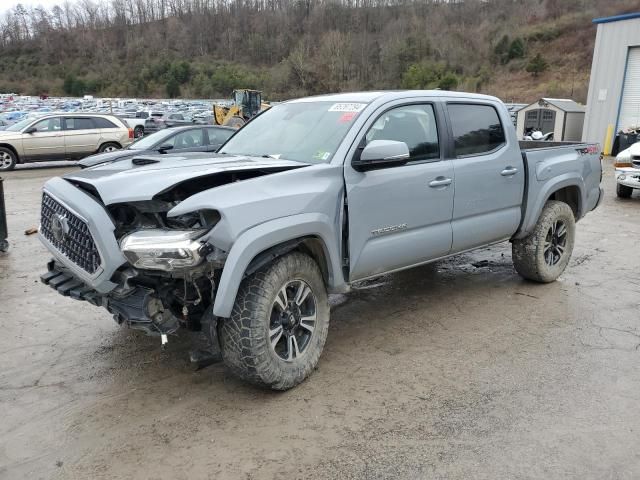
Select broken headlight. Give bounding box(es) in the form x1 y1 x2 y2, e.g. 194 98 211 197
120 229 207 271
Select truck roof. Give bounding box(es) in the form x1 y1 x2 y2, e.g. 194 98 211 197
288 90 501 104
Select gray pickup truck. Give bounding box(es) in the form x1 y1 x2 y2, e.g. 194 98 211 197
38 91 603 389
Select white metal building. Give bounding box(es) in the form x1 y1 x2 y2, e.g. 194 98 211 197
583 12 640 153
516 98 585 141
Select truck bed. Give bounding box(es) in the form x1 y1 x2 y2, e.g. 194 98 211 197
515 140 602 240
519 140 593 150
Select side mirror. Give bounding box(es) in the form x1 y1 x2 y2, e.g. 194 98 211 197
352 140 410 172
24 127 37 134
158 144 174 153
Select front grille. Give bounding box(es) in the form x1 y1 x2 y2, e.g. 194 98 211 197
40 193 101 274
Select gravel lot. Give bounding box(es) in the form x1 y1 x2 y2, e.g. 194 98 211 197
1 160 639 479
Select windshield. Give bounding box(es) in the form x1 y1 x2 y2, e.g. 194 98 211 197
128 129 174 150
5 117 34 132
219 101 366 163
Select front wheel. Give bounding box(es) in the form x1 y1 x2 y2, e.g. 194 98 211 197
616 183 633 198
512 200 576 283
0 147 17 171
220 252 330 390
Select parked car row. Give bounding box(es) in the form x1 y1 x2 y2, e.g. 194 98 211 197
0 112 235 171
0 95 228 141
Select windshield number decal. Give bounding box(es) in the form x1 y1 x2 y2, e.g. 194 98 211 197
329 103 366 113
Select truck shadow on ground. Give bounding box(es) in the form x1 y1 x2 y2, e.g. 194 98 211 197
86 245 531 396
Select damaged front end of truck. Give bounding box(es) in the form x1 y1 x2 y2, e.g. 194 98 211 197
38 153 331 368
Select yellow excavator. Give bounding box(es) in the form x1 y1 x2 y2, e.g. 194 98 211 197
213 89 270 128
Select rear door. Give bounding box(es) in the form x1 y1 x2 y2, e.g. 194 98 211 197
22 117 65 160
445 102 524 252
344 101 454 280
63 117 98 159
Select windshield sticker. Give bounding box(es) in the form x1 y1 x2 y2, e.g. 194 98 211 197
338 112 358 123
329 103 366 113
313 150 331 161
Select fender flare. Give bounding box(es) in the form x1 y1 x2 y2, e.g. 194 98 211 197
212 213 345 318
515 174 585 240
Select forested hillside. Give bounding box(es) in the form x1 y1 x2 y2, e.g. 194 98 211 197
0 0 637 102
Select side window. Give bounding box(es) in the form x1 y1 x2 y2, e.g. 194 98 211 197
206 128 233 144
32 117 62 132
172 130 204 149
93 117 117 128
65 117 94 130
364 104 439 161
448 104 505 156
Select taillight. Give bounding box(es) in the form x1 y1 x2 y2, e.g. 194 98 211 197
128 128 134 139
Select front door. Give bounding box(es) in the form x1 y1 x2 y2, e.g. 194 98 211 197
22 117 65 160
344 102 454 281
446 103 525 252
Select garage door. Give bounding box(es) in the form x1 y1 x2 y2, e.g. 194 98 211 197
618 47 640 130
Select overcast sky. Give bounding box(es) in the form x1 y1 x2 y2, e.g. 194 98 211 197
1 0 64 16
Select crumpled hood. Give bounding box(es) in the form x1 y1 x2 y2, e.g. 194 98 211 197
62 153 308 205
78 149 138 168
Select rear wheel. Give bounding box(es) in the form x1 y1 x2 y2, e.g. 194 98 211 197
616 183 633 198
512 200 576 283
220 252 330 390
98 142 120 153
0 148 17 171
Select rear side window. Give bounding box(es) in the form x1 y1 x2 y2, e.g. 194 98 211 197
93 117 118 128
448 104 505 156
65 117 94 130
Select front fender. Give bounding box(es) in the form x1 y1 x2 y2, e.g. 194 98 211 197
212 213 345 318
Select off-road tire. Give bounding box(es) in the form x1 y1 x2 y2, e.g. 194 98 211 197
98 142 120 153
220 252 330 390
512 200 576 283
0 147 17 171
616 183 633 198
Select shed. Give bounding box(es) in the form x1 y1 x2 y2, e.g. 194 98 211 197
583 12 640 154
516 98 586 141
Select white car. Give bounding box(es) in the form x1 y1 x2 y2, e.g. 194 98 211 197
614 142 640 198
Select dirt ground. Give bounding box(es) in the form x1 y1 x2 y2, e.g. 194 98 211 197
1 160 639 480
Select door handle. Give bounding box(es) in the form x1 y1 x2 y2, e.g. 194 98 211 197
501 167 518 176
429 177 452 188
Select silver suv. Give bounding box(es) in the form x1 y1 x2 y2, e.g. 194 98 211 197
0 113 133 171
